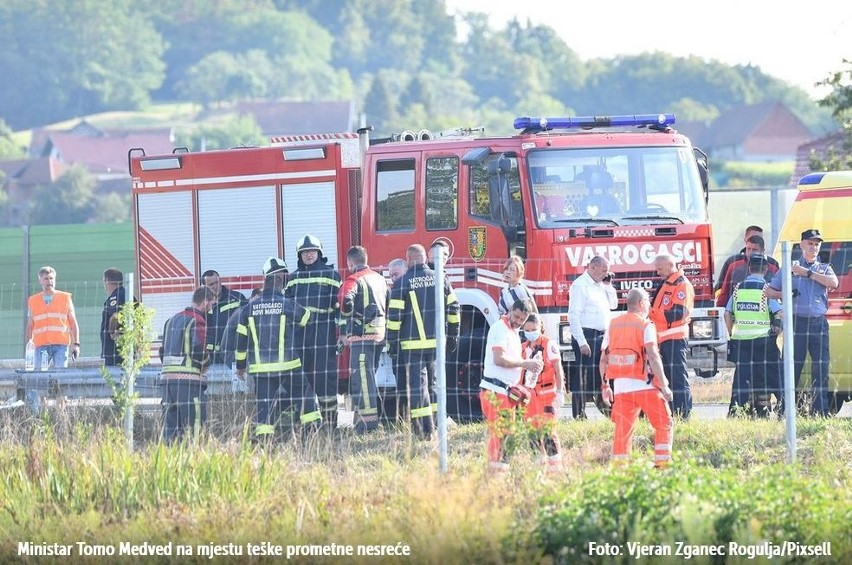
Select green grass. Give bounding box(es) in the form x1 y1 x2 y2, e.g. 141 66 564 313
0 414 848 563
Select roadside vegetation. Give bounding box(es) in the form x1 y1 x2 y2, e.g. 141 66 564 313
0 406 848 563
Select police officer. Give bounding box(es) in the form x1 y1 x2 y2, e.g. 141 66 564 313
201 269 248 364
387 244 460 439
767 228 839 416
101 268 127 367
234 258 321 441
285 235 342 427
339 246 388 434
724 254 783 418
159 286 216 443
649 254 695 418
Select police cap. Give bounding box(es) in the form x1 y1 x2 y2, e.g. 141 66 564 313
800 228 823 242
748 253 768 268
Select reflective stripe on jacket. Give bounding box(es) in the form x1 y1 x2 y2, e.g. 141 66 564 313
29 291 72 347
731 279 772 340
649 268 694 342
339 266 388 342
387 263 460 351
605 312 650 381
160 307 208 379
234 290 310 374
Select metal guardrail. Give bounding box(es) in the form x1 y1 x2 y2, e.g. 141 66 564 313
0 364 241 412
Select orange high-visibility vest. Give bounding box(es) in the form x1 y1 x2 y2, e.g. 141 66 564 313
649 268 694 342
523 336 558 398
28 291 73 347
605 312 650 381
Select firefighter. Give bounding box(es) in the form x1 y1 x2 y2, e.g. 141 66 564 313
724 254 783 418
339 246 388 434
520 313 564 471
387 244 461 439
201 269 248 364
600 288 674 467
159 286 216 443
234 258 321 441
285 234 342 427
649 253 695 419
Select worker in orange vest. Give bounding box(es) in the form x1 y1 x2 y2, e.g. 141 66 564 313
25 265 80 370
601 288 674 467
649 254 694 418
520 313 564 471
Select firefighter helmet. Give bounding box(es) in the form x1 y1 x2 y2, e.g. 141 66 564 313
263 257 288 276
296 234 323 256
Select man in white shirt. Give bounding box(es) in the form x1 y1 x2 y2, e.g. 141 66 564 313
479 298 543 471
568 255 618 419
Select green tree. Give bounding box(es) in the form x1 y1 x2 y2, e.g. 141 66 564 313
0 119 25 159
400 75 434 114
363 74 398 135
811 59 852 171
91 192 131 224
0 0 165 129
174 115 265 151
29 165 96 225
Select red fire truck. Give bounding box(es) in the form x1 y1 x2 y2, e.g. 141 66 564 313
129 114 726 417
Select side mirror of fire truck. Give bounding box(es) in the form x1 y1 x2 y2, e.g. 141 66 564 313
693 146 710 205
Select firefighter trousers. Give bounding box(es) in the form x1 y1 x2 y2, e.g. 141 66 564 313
302 320 339 422
610 388 673 467
253 371 321 438
400 351 435 438
348 341 381 432
161 380 206 444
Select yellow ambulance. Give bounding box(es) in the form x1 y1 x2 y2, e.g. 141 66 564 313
775 170 852 414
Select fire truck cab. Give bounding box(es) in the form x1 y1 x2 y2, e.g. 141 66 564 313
129 114 727 418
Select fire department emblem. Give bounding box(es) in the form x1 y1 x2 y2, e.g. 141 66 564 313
677 290 686 300
468 227 486 262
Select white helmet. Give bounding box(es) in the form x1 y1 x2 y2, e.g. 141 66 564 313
263 257 288 276
296 234 323 255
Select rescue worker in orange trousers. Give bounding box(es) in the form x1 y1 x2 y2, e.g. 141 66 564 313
478 298 543 471
649 253 694 418
520 313 565 470
601 288 674 467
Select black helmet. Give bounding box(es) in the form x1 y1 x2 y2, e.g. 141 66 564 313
296 234 323 256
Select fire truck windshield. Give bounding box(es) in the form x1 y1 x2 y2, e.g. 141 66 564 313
526 146 706 227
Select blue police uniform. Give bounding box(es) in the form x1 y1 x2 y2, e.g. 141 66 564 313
769 250 836 416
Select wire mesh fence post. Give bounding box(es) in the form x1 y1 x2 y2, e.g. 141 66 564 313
123 272 136 450
21 225 30 355
780 241 797 464
433 244 448 474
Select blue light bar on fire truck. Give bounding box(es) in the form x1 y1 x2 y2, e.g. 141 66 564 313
513 114 676 133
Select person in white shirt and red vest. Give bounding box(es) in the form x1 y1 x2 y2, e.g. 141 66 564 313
649 254 695 418
567 256 618 419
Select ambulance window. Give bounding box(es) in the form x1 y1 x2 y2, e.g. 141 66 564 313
829 242 852 276
376 159 415 232
425 157 459 230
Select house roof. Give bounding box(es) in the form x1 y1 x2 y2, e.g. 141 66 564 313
788 131 848 187
0 157 64 185
704 101 782 147
230 100 356 136
33 123 174 175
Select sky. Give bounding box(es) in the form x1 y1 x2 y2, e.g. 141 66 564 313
445 0 850 98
